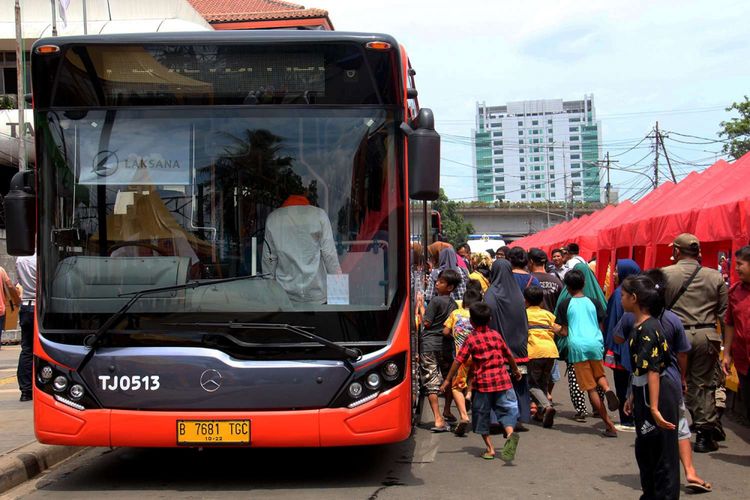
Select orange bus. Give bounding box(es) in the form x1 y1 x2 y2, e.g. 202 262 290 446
5 31 440 447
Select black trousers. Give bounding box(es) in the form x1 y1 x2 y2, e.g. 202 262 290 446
613 368 633 426
17 306 34 393
633 376 681 500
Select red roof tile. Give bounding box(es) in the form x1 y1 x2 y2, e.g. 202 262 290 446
188 0 329 23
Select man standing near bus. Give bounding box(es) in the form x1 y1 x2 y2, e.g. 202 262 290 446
262 185 342 304
662 233 727 453
16 252 36 402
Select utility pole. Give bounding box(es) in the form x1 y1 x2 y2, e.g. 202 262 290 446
653 122 660 190
658 128 677 182
50 0 58 36
604 152 612 204
83 0 88 35
561 141 569 220
14 0 26 171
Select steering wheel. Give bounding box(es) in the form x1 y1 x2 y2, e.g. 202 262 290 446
107 242 169 256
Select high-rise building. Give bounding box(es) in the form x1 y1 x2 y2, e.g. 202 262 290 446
473 95 602 203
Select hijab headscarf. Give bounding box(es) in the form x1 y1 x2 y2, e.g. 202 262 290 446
484 259 529 361
603 259 641 371
555 261 607 317
437 247 460 272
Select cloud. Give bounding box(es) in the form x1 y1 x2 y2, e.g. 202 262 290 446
520 25 605 61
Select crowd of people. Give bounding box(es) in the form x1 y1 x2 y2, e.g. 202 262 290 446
414 234 750 498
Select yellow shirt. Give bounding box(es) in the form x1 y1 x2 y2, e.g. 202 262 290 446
468 271 489 292
526 306 559 359
444 307 473 354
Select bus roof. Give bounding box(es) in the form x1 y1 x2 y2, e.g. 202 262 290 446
33 30 400 50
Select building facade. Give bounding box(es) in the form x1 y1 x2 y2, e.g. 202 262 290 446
473 96 602 203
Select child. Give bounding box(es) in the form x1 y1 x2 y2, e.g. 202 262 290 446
441 302 522 462
723 245 750 424
621 275 680 500
555 269 620 437
524 285 561 428
443 289 483 436
421 269 460 432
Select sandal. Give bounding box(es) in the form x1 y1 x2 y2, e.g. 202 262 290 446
481 452 495 460
602 429 618 438
442 413 458 423
454 419 470 437
430 424 450 433
686 480 712 493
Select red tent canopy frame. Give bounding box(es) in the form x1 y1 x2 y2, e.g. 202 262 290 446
512 151 750 287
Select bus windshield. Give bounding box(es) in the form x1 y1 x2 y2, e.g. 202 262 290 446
38 106 402 335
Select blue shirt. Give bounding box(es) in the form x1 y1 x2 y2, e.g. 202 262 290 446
555 296 606 363
513 272 540 294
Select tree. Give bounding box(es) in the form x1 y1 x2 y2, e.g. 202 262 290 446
719 96 750 160
431 188 474 247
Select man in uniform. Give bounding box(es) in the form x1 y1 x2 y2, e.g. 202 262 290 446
662 233 727 453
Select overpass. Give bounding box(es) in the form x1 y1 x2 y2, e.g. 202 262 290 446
456 206 599 241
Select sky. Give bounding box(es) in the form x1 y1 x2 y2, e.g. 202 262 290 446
312 0 750 202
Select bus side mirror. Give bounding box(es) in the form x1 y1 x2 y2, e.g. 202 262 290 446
4 170 36 256
401 108 440 201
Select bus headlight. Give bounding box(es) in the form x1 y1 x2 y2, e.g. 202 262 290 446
348 382 363 398
382 361 399 381
366 372 381 390
40 365 54 383
53 375 68 392
69 384 85 401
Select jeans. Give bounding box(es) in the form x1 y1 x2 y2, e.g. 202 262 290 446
472 389 519 434
513 372 531 423
17 306 34 393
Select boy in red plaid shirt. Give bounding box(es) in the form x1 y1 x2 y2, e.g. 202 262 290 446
441 302 523 461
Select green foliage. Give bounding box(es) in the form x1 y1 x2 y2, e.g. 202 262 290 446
432 188 474 247
0 95 15 110
719 96 750 160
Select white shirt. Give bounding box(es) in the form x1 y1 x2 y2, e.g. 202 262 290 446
262 204 341 304
15 253 37 304
564 255 587 272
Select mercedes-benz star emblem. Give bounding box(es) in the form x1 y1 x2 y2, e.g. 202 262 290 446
200 369 222 392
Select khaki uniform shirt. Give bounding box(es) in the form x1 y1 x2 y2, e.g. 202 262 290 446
662 258 727 341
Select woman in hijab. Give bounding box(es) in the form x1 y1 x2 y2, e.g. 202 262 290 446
485 259 531 428
555 261 608 421
425 247 469 303
604 259 641 430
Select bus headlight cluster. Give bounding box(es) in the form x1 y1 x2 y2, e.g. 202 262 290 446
335 353 406 409
35 357 93 411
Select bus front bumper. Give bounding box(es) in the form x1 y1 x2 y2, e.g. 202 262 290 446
34 378 412 447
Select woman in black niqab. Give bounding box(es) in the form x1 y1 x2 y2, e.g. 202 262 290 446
484 259 532 425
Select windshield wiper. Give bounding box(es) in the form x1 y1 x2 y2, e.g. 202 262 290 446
168 321 362 361
76 274 270 372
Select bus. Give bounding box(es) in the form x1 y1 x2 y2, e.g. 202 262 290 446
5 31 440 447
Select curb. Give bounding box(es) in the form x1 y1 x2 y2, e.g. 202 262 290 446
0 441 84 494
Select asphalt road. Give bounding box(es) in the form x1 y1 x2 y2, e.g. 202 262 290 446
5 373 750 499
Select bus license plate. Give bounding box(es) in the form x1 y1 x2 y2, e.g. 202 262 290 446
177 420 250 445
